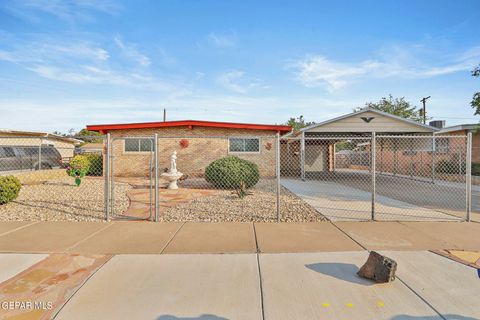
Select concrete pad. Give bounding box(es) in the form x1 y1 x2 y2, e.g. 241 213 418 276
0 221 37 236
383 251 480 319
0 222 111 253
68 222 183 254
255 222 363 253
0 253 47 283
163 222 256 253
400 222 480 250
282 179 460 222
260 252 439 320
56 254 262 320
335 221 449 250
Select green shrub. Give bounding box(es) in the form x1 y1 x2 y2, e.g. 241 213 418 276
84 153 103 176
0 176 21 205
205 156 260 189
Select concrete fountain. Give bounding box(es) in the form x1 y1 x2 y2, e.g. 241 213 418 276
161 151 183 189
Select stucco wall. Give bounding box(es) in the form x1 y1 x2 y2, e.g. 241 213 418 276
108 127 277 177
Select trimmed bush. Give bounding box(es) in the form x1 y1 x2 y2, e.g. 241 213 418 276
0 176 21 205
84 153 103 176
205 156 260 189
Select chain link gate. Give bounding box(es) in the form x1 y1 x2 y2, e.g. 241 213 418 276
105 134 158 221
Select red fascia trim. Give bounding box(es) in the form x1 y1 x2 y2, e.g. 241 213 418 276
87 120 292 134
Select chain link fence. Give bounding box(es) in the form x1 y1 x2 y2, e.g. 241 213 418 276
0 132 474 222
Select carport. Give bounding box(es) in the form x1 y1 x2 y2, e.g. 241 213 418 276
280 108 473 221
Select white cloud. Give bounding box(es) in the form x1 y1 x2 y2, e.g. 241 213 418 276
216 71 266 94
114 36 151 67
4 0 121 22
292 46 480 91
207 33 236 48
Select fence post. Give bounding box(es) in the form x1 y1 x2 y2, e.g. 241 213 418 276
466 132 472 222
276 133 281 222
300 132 305 181
105 133 110 221
371 132 376 220
154 133 159 222
431 134 436 184
110 138 115 218
38 138 42 170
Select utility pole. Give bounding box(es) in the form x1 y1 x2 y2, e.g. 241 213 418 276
420 96 431 124
163 108 166 122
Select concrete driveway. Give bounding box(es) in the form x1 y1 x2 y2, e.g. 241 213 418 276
282 176 469 221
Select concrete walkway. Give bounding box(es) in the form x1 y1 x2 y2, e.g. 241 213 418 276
1 220 480 254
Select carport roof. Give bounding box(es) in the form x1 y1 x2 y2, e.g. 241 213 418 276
285 108 438 136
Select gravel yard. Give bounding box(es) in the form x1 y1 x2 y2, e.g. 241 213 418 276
0 177 131 222
160 179 326 222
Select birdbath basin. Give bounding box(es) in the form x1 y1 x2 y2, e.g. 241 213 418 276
161 171 183 189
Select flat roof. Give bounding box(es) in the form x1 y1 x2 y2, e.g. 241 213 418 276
0 129 82 144
437 124 479 134
87 120 292 134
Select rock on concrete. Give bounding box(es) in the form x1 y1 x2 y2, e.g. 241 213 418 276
357 251 397 283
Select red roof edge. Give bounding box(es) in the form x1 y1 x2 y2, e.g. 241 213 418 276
86 120 292 134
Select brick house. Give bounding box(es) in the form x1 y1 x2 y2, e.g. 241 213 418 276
438 124 480 164
86 120 291 177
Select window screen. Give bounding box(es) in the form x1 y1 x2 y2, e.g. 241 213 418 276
229 138 260 153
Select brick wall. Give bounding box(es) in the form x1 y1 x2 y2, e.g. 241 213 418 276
108 126 277 177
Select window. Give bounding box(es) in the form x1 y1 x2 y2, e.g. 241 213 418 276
2 147 15 157
124 138 154 152
435 138 449 153
229 138 260 153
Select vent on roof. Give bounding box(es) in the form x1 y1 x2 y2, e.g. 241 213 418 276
429 120 445 129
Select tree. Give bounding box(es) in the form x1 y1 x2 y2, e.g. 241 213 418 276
285 115 316 132
355 94 424 122
75 129 104 143
471 65 480 115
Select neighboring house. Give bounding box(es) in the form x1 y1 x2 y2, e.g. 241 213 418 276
76 142 104 154
86 120 291 177
0 129 81 159
437 123 480 164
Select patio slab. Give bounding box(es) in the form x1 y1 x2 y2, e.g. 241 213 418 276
68 221 183 254
0 253 47 283
260 252 439 320
400 221 480 250
0 221 37 236
55 254 262 320
383 251 480 319
163 222 256 253
334 221 450 250
254 222 363 253
0 222 111 253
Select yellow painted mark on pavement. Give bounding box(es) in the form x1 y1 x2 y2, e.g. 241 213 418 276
346 303 353 308
449 250 480 264
377 301 385 307
322 302 330 307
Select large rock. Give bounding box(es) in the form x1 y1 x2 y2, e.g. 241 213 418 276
357 251 397 283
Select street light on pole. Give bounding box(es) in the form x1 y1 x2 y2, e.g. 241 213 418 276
420 96 431 124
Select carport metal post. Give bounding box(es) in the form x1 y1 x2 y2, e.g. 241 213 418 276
300 131 305 181
154 133 159 222
466 131 472 221
276 132 281 222
38 138 42 170
105 133 111 221
371 132 376 220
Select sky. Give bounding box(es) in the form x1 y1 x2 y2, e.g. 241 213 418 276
0 0 479 133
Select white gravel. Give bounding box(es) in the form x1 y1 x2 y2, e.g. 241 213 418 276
161 179 326 222
0 177 131 222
